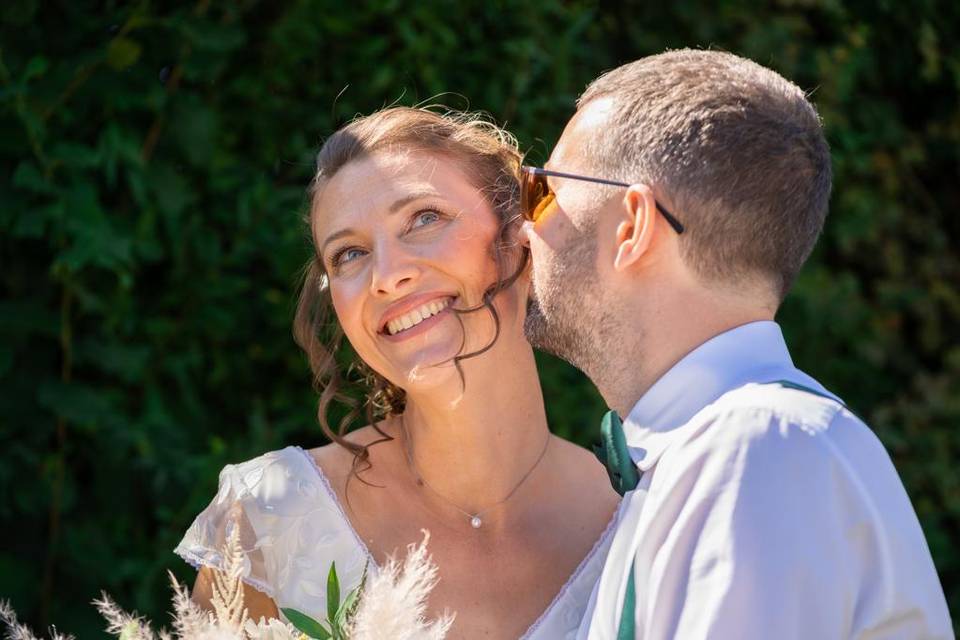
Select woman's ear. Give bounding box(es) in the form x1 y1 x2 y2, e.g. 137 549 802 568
613 184 659 272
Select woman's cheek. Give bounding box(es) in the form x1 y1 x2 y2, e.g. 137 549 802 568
330 283 367 341
445 225 499 276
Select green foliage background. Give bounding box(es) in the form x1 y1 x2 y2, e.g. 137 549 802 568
1 0 958 635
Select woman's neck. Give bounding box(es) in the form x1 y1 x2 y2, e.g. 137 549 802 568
394 339 551 525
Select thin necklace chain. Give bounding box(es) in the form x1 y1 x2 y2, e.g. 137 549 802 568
400 419 551 530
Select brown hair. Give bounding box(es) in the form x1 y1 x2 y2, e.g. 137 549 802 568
578 49 832 300
293 107 526 475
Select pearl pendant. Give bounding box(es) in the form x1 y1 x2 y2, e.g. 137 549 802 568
470 516 482 529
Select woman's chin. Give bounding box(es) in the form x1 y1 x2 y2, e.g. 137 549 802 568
400 357 460 390
383 357 469 406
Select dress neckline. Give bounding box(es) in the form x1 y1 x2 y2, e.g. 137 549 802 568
293 445 379 570
291 444 620 638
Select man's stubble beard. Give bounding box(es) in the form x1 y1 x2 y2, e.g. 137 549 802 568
524 226 617 382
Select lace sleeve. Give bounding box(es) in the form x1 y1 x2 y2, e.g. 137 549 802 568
174 447 375 619
173 461 275 597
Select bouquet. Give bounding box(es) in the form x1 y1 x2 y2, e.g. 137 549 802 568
1 527 452 640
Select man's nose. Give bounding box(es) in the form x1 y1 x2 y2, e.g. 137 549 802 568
370 245 419 296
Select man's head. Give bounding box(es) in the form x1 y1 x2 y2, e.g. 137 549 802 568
524 49 831 392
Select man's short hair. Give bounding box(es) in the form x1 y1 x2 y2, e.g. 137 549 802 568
579 49 832 300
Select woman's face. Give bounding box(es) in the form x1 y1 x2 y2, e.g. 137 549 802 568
312 149 524 393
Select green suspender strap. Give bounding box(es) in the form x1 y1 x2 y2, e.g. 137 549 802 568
610 380 841 639
771 379 841 402
617 565 637 639
591 411 639 637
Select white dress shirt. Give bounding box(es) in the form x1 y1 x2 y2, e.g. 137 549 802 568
578 321 953 639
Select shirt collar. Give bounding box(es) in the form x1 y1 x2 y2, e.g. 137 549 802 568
623 320 838 471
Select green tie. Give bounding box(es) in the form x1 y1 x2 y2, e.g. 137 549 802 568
593 410 641 496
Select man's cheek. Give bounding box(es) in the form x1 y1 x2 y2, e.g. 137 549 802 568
535 217 580 254
532 199 562 231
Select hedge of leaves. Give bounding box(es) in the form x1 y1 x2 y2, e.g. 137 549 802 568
1 1 957 635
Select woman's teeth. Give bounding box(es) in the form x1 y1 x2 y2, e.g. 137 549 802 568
386 299 450 336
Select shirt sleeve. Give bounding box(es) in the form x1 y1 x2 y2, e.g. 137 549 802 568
173 461 275 597
634 403 953 639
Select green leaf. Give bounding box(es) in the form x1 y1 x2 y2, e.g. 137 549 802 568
280 608 331 640
334 560 368 630
76 340 150 382
334 584 363 630
36 379 120 432
12 161 54 194
106 37 142 70
51 142 101 169
171 98 218 167
23 56 48 81
326 562 341 625
180 21 246 53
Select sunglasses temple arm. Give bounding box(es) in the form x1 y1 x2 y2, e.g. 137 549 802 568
657 205 685 234
526 166 684 233
529 167 631 189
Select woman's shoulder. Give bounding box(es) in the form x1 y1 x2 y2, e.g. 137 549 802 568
188 445 338 530
304 423 399 487
176 442 376 614
214 445 323 502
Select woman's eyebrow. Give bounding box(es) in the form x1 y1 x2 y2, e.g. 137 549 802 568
388 190 444 213
320 228 355 256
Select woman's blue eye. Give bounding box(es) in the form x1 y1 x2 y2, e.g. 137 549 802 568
333 247 365 266
411 210 441 229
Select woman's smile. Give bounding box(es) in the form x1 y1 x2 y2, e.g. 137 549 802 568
379 293 457 342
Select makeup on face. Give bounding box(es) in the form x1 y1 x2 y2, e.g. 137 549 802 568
312 151 505 386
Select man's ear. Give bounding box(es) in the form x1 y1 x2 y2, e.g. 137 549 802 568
613 184 659 272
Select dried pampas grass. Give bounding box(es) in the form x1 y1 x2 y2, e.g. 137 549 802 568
1 525 451 640
346 531 453 640
0 599 74 640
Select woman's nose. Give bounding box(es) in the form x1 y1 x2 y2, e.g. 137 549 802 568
369 245 420 296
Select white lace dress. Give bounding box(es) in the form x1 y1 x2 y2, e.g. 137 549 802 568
174 446 618 639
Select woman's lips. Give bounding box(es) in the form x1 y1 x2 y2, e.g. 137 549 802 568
379 299 456 343
378 293 455 333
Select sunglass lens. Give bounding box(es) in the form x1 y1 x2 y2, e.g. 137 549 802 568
523 172 553 223
531 190 555 223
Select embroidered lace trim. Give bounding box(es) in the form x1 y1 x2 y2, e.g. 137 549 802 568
174 546 276 598
519 502 621 639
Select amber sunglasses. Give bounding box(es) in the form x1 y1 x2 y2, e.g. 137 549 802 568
520 166 685 234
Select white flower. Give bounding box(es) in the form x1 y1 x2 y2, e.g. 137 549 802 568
2 520 452 640
0 599 73 640
191 628 242 640
348 531 454 640
242 617 301 640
